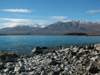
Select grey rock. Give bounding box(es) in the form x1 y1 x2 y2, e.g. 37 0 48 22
31 47 43 54
0 52 17 63
14 66 25 72
6 62 13 67
29 72 34 75
0 62 4 69
89 67 99 74
48 60 60 65
4 66 14 72
86 45 94 49
59 46 63 50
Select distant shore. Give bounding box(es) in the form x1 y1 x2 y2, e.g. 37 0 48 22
0 34 100 37
64 33 100 37
64 34 100 37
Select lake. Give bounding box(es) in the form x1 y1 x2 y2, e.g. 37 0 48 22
0 35 100 55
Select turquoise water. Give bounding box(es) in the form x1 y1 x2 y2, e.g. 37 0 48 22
0 35 100 55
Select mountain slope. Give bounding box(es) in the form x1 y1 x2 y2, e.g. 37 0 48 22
42 21 100 35
0 25 41 35
0 21 100 35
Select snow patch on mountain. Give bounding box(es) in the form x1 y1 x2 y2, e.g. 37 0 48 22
5 24 47 28
62 20 98 25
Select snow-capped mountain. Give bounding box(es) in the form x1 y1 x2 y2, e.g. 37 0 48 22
0 20 100 35
42 20 100 35
5 24 47 28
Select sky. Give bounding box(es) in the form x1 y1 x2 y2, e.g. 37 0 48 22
0 0 100 28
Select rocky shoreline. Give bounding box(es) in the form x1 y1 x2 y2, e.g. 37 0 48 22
0 44 100 75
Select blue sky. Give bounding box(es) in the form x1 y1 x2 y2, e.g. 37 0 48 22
0 0 100 28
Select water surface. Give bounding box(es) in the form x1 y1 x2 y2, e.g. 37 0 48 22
0 35 100 55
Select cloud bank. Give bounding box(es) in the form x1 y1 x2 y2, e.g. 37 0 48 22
50 16 67 20
0 18 48 28
0 18 31 22
86 10 100 13
1 9 33 13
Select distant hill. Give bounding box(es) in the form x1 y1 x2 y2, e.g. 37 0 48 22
0 20 100 35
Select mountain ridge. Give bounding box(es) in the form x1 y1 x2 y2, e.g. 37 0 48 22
0 20 100 35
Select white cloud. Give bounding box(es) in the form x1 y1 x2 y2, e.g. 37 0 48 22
86 10 100 13
0 22 47 28
62 20 72 22
1 9 33 13
50 16 67 20
0 18 49 23
0 18 31 22
1 23 20 27
0 18 49 28
0 22 22 28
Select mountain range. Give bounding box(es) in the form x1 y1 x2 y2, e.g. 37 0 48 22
0 20 100 35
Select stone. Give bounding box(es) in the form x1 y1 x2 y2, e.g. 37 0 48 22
31 47 45 54
48 60 60 65
79 57 84 60
31 47 42 54
6 62 13 67
86 45 94 49
89 67 99 74
29 72 34 75
73 49 79 52
4 69 9 72
94 43 100 47
0 62 4 69
4 66 14 72
68 51 76 57
90 57 98 61
59 46 63 50
96 47 100 51
95 72 100 75
41 47 47 49
40 71 45 75
48 71 54 75
0 52 18 63
53 71 60 75
14 66 25 72
77 51 86 56
60 64 64 68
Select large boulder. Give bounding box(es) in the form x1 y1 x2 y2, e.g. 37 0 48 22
89 67 99 74
31 47 46 54
0 52 18 63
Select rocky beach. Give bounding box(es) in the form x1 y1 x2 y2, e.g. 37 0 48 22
0 44 100 75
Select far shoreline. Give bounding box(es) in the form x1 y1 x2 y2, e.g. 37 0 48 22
64 35 100 37
0 34 100 37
